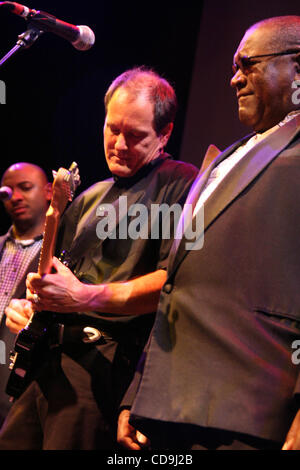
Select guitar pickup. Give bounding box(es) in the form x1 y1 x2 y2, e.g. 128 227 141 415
8 351 18 370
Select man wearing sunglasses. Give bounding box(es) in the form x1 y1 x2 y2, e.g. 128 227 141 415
118 16 300 450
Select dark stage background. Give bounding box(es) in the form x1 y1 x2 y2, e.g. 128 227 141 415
0 0 299 232
0 1 203 230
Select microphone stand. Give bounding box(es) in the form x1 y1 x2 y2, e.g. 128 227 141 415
0 25 43 68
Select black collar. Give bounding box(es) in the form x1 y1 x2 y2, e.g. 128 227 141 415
113 153 170 189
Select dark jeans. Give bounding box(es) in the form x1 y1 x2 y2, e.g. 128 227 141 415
0 347 118 450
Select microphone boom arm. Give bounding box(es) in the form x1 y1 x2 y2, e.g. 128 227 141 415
0 24 43 68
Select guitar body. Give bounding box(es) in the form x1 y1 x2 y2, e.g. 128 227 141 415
6 312 53 398
6 162 80 400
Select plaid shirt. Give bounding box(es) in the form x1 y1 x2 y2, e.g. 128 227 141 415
0 228 42 321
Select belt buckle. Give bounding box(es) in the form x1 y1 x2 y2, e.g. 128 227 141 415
82 327 102 343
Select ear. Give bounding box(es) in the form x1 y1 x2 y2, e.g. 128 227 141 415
159 122 173 149
44 182 53 202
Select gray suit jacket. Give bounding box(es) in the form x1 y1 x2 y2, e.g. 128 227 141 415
129 115 300 444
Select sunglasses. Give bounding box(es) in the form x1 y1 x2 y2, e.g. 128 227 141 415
232 49 300 76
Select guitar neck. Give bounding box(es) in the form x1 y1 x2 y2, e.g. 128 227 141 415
38 205 60 276
36 163 80 276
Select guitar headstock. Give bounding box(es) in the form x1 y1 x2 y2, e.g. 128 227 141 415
50 162 81 215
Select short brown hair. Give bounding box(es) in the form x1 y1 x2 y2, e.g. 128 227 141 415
104 67 177 135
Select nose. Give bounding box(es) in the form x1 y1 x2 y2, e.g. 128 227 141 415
11 187 23 202
115 133 128 151
230 69 247 90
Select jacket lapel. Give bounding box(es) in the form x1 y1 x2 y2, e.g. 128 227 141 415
199 144 222 173
168 136 251 269
169 116 300 275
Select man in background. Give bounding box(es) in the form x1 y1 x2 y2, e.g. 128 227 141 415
0 162 51 427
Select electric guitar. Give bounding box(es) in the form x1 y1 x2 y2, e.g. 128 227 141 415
6 162 80 399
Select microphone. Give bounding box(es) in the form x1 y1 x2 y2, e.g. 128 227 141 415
0 2 95 51
0 186 13 201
